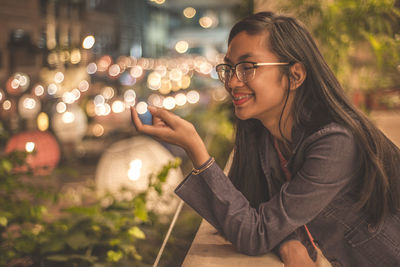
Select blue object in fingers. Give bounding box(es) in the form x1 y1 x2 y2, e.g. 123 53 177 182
138 110 153 125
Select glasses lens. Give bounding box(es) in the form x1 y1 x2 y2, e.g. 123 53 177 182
216 64 231 83
236 62 255 82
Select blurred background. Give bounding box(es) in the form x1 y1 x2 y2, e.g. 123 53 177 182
0 0 399 266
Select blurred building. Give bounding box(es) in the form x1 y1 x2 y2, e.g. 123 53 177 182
0 0 240 82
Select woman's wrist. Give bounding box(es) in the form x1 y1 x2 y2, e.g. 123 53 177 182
184 136 210 168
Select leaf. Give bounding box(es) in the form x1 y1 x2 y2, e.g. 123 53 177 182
1 159 13 173
0 216 8 227
65 231 91 250
128 226 145 239
134 197 148 221
107 250 123 262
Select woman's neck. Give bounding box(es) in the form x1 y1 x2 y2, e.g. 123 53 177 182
261 115 293 143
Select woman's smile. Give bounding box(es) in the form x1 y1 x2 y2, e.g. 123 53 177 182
232 93 254 106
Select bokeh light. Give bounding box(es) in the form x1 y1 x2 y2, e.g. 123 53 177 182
82 35 95 49
183 7 196 18
175 41 189 54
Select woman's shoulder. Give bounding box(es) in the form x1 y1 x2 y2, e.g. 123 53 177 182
301 122 355 147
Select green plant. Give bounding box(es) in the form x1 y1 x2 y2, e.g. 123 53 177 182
270 0 400 92
0 144 181 267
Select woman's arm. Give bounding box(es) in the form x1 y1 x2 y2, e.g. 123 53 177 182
131 107 356 257
175 124 357 255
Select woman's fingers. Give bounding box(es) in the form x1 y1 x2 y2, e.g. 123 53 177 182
130 106 173 138
130 106 143 130
147 106 178 129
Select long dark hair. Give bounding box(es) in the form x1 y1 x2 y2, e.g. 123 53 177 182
227 11 400 225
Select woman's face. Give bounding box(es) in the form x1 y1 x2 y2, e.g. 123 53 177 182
224 31 293 126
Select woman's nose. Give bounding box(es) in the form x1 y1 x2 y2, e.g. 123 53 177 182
227 71 245 88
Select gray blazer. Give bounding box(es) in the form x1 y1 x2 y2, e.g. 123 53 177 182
175 123 400 267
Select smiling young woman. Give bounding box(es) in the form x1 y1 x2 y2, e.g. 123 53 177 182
131 12 400 267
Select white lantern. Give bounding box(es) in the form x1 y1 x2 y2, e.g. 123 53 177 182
18 94 41 119
52 103 88 143
95 135 183 215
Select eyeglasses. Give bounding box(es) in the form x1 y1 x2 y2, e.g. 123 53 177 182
215 61 289 84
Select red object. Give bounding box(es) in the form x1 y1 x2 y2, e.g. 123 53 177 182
5 130 61 175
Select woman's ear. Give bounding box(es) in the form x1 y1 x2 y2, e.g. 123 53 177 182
289 62 306 90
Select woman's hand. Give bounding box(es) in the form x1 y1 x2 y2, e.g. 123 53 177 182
130 106 210 168
279 240 318 267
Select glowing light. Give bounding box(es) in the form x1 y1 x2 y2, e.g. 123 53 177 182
97 56 112 72
187 90 200 104
179 63 190 75
47 84 58 95
181 75 191 89
136 101 148 115
163 96 176 110
56 102 67 113
148 94 163 108
18 95 41 119
147 72 162 90
95 104 106 116
199 16 213 28
54 72 64 83
72 89 81 101
128 159 142 181
169 68 183 82
0 90 4 102
86 101 95 117
70 49 81 64
78 80 90 92
3 100 11 110
124 89 136 106
37 112 49 131
102 87 115 100
175 41 189 54
25 142 35 153
130 65 143 78
109 64 121 77
92 123 104 137
112 100 125 113
200 62 213 74
48 53 58 65
94 95 105 105
82 35 95 49
212 87 228 101
104 103 111 115
34 85 45 96
87 63 97 74
94 103 111 116
15 73 29 89
175 93 187 106
159 78 172 94
63 92 76 104
62 112 75 123
183 7 196 18
11 79 20 89
153 0 165 4
23 97 36 109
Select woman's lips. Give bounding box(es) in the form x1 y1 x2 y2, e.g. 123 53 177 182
232 94 254 106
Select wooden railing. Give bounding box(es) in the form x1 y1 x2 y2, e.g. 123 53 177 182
181 220 283 267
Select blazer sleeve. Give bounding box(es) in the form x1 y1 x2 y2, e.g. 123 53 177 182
175 126 358 256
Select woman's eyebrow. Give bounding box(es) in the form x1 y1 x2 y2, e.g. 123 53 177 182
224 53 254 64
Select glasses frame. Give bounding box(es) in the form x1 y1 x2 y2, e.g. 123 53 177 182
215 61 290 83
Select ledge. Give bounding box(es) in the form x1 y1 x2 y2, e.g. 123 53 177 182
181 220 284 267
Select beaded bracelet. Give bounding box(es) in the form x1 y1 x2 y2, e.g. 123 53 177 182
191 157 215 175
